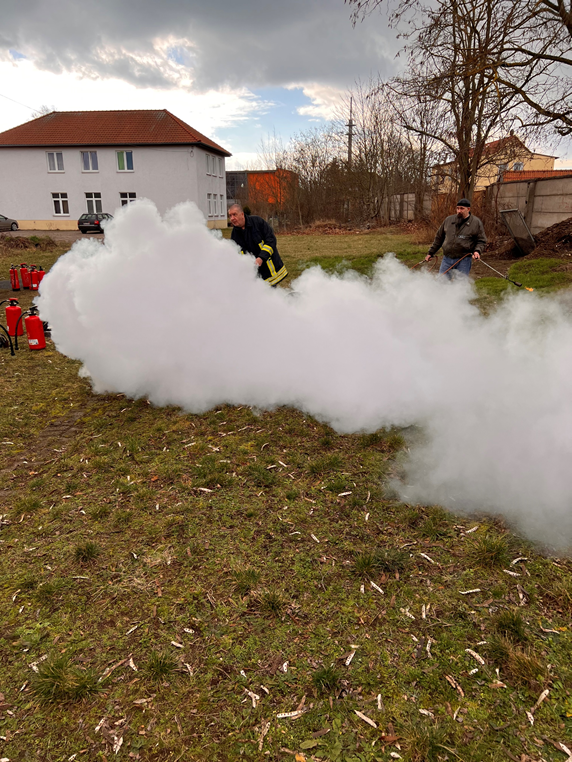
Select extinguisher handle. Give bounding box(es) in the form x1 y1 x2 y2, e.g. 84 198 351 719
0 299 8 307
0 323 15 357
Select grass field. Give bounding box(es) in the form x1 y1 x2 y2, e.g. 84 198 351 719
1 231 571 762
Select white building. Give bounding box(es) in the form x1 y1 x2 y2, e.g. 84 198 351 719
0 109 231 230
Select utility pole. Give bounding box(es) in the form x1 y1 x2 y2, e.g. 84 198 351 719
346 96 354 169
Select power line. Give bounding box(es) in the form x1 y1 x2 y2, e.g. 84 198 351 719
0 92 36 112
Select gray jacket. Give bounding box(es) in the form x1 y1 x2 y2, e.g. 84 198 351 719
428 213 486 260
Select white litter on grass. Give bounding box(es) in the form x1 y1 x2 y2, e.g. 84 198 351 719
29 654 48 673
419 709 435 718
345 651 357 667
419 553 435 564
459 589 481 595
276 710 305 719
531 688 550 713
245 689 260 708
370 580 384 594
465 649 485 665
355 710 377 728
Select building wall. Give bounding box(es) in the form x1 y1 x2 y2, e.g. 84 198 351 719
433 151 556 193
0 145 227 229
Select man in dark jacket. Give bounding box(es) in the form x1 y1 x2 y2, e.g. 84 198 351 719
229 204 288 286
425 198 486 278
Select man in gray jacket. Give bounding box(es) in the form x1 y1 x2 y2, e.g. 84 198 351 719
425 198 486 277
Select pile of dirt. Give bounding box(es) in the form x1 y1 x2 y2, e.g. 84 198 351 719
530 216 572 258
485 216 572 260
0 234 58 251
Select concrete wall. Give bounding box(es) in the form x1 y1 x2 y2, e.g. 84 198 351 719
382 192 432 221
0 145 227 229
488 174 572 234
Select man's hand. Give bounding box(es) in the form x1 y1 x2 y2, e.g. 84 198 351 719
472 251 481 259
255 257 263 266
424 254 433 262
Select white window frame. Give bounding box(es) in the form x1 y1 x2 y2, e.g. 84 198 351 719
218 157 224 177
81 151 99 172
52 192 69 216
119 192 137 206
207 193 213 216
206 154 211 175
47 151 64 173
513 162 524 171
85 192 102 214
117 150 134 172
219 194 224 215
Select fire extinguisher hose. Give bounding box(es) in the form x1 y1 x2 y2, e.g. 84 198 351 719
0 323 15 356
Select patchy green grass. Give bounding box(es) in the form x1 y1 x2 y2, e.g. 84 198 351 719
1 231 572 761
508 257 572 291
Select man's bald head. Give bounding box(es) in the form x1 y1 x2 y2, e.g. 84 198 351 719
228 204 246 228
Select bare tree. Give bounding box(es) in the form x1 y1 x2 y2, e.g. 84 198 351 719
347 0 572 137
349 0 546 196
30 104 57 120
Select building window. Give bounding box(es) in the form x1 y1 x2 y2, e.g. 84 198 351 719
219 194 224 215
206 154 211 175
85 192 102 214
207 193 213 216
513 162 524 171
81 151 99 172
117 151 134 171
47 151 64 172
120 192 136 206
52 192 69 215
497 163 508 180
219 157 224 177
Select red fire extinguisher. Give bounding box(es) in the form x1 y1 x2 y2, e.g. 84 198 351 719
37 266 45 284
9 265 20 291
20 263 31 289
14 305 46 352
0 300 16 356
30 265 39 291
5 298 23 336
25 306 46 350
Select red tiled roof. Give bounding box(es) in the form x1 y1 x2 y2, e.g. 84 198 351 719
502 169 572 182
0 110 231 156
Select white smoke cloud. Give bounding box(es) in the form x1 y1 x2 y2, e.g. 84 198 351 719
37 200 572 550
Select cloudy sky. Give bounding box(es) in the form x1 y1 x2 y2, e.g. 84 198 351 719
0 0 400 168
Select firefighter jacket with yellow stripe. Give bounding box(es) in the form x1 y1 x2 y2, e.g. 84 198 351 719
231 214 288 286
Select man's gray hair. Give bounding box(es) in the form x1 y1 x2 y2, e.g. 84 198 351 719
228 203 243 213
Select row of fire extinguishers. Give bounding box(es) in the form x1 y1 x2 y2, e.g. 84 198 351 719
0 298 48 356
9 263 45 291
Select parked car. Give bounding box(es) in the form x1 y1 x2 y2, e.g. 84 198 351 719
78 213 113 234
0 214 18 231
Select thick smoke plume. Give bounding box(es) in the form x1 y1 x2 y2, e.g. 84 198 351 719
38 200 572 550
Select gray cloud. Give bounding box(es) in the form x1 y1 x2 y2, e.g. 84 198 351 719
1 0 398 92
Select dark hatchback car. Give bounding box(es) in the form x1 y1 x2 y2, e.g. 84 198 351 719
78 213 113 234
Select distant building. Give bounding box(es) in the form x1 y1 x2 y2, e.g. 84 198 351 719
432 136 557 193
0 109 231 229
226 168 298 218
